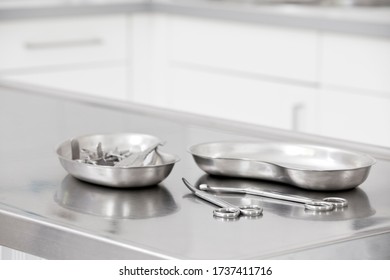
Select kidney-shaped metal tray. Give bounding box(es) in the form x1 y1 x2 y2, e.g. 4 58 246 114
189 142 376 191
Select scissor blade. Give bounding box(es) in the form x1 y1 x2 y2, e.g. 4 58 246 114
182 178 197 193
182 178 236 209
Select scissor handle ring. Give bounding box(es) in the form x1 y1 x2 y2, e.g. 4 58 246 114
213 207 240 218
239 205 263 216
304 201 334 211
323 197 348 208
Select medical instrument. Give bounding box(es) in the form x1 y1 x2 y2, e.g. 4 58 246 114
200 184 348 211
182 178 263 218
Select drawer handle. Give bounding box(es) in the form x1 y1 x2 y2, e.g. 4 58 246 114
24 38 103 50
292 103 306 132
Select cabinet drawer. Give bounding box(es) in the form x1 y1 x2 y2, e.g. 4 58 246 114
321 33 390 94
163 66 318 133
3 63 129 100
0 15 127 71
319 89 390 147
168 16 318 83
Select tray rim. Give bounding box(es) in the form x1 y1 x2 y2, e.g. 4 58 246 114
188 141 376 172
56 132 180 169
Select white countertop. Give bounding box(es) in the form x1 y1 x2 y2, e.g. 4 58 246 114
0 0 390 36
157 0 390 24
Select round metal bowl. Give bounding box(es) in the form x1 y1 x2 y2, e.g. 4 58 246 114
56 133 179 188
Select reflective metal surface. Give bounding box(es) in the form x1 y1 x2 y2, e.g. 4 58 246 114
190 142 375 191
1 82 390 259
57 133 179 188
55 175 178 219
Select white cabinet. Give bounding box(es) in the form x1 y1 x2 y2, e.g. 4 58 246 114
168 15 319 83
3 63 129 100
129 13 170 104
0 15 127 71
131 14 319 133
162 15 390 147
0 15 130 100
319 33 390 146
164 66 318 133
321 33 390 94
318 89 390 147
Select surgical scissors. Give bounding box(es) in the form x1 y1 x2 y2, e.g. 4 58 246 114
182 178 263 218
199 184 348 212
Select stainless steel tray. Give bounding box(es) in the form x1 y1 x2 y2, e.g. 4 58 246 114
189 142 376 191
56 133 179 188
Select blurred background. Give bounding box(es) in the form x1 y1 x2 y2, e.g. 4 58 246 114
1 0 389 147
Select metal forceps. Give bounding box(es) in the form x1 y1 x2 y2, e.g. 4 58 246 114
182 178 263 218
199 184 348 212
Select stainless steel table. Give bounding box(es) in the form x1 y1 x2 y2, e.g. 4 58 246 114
1 82 390 259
